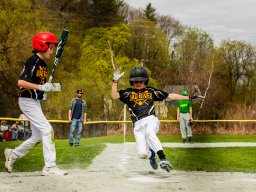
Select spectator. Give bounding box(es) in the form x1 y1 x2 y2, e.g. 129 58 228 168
17 122 25 140
19 113 31 140
68 89 87 147
10 121 19 141
26 127 32 139
0 120 9 141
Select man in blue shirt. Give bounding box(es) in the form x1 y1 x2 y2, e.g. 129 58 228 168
68 89 87 146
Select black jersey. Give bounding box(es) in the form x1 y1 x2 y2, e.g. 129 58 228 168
118 87 169 123
19 54 47 100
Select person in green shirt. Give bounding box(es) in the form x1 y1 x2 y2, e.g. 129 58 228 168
177 90 193 143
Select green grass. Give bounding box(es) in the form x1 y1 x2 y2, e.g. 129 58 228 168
165 147 256 172
158 134 256 143
0 135 256 173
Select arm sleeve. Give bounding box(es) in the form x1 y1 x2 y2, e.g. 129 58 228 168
19 61 34 82
84 101 87 112
150 87 169 101
69 99 74 110
118 89 131 104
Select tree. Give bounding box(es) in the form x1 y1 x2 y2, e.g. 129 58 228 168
88 0 124 26
74 24 136 120
216 40 256 104
0 0 45 117
126 18 170 77
143 3 156 22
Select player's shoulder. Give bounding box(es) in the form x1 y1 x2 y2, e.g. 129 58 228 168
120 87 133 93
145 86 163 92
25 54 41 65
145 86 156 90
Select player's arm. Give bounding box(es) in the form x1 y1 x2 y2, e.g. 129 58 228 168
168 94 204 100
112 82 120 100
190 107 193 121
177 107 180 121
168 93 189 100
18 80 40 90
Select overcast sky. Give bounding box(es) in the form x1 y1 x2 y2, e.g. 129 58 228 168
124 0 256 46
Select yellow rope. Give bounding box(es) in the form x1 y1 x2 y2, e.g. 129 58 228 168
1 117 256 124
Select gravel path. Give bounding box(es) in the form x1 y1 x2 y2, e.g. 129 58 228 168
0 143 256 192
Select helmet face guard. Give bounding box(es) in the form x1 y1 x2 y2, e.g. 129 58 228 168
32 32 58 52
129 66 149 86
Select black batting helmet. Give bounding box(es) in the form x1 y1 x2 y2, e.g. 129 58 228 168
129 66 149 86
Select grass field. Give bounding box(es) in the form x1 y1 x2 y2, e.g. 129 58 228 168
0 135 256 173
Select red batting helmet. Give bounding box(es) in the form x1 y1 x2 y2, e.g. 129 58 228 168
32 32 58 52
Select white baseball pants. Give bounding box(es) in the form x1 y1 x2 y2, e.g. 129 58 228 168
13 97 56 167
133 115 163 159
179 113 192 139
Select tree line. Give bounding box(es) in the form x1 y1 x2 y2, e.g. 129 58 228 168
1 0 256 122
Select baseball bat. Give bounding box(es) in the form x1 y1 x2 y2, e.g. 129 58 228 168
43 29 70 100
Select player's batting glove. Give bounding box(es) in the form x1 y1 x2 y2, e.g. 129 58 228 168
189 95 198 100
51 83 61 92
39 82 53 92
113 68 124 82
189 95 205 100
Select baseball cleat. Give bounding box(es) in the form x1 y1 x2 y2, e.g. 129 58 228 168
4 148 16 173
149 156 158 170
41 165 68 176
160 159 173 172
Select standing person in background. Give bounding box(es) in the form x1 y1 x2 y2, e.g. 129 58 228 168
111 66 202 172
10 121 19 141
4 32 68 176
177 90 193 144
68 89 87 147
0 121 9 142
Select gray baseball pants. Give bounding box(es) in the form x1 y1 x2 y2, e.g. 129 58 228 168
179 113 192 139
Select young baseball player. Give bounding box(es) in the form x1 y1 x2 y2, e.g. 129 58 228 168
177 90 193 143
111 66 200 172
4 32 68 176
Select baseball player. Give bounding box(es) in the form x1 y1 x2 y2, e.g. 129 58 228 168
111 66 201 172
177 90 193 143
4 32 68 176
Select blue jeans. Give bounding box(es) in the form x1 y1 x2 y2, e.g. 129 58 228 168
69 119 83 144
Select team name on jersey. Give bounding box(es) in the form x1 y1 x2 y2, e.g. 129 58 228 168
130 90 152 106
36 66 47 84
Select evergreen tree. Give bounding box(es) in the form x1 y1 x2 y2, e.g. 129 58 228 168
143 3 157 22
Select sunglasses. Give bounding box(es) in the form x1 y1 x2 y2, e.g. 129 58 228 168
77 92 83 94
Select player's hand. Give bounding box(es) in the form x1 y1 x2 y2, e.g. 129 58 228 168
39 82 53 92
113 67 124 82
51 83 61 92
189 95 205 100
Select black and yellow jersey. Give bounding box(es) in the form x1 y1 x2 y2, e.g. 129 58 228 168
118 87 169 123
18 54 47 100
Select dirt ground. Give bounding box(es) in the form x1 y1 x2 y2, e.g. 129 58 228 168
0 143 256 192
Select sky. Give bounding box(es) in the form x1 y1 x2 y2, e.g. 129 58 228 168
124 0 256 46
